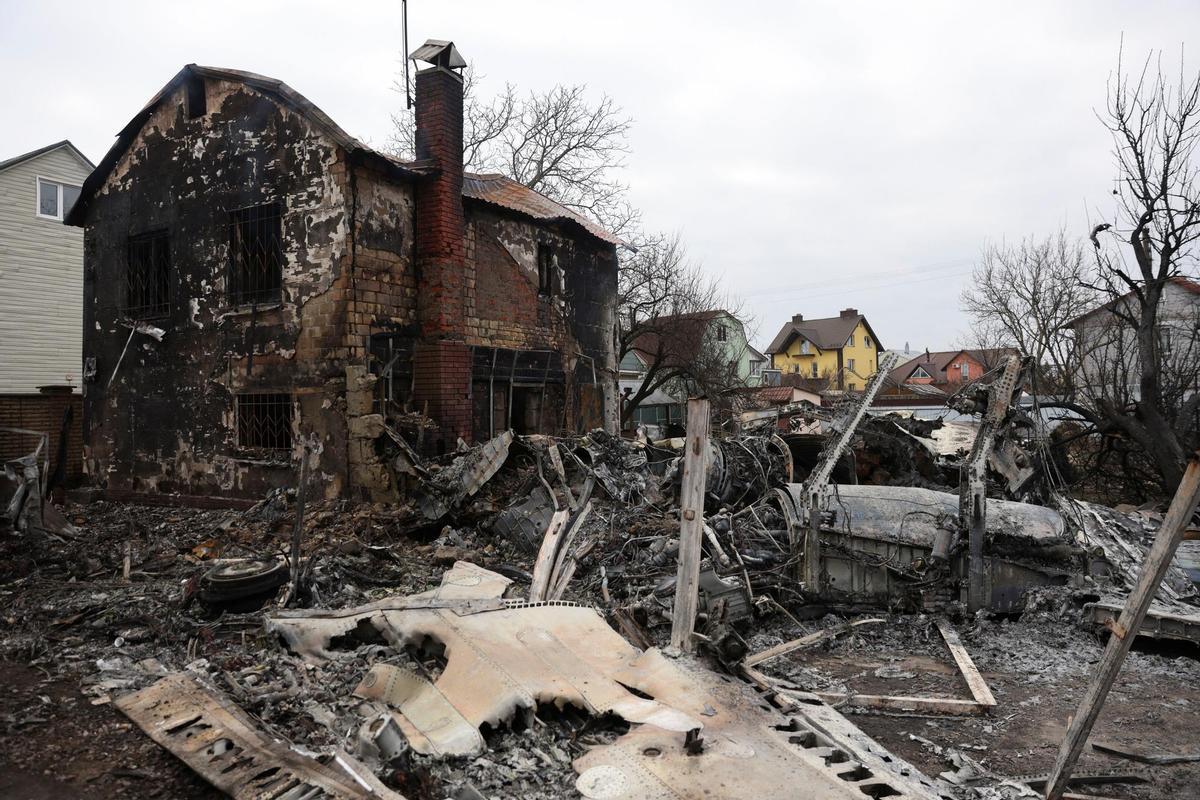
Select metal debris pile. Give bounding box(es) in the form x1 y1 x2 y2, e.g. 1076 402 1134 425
3 357 1200 799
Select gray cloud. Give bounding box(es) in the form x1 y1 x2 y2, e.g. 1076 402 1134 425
4 0 1195 351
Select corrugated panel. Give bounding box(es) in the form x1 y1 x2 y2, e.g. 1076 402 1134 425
462 173 622 246
0 147 89 394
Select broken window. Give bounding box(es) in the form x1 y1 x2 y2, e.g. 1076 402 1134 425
185 74 207 119
537 243 554 296
236 392 293 450
125 231 171 318
228 203 283 306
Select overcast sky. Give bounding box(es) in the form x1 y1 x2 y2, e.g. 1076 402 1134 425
3 1 1196 352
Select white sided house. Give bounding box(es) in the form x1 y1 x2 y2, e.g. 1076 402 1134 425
0 140 93 485
0 140 93 392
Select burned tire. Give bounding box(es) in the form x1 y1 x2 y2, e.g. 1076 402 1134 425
199 559 288 604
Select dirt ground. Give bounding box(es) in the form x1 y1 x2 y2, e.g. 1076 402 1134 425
750 612 1200 799
4 495 1200 800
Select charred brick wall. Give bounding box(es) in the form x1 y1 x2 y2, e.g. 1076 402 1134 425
79 79 356 499
464 206 619 435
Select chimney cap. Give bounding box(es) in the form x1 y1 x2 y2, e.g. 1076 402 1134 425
410 39 467 70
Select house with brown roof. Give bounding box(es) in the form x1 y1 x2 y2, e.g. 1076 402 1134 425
65 41 620 501
764 308 883 391
874 347 1015 408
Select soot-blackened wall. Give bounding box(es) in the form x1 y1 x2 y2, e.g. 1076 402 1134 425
80 79 357 498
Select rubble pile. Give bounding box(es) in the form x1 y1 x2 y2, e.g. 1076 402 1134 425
4 385 1200 798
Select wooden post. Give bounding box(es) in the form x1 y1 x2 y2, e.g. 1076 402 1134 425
670 398 710 653
285 444 310 606
1043 453 1200 800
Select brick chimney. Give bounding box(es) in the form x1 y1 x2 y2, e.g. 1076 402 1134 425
791 314 804 324
412 40 466 336
409 39 471 450
839 308 858 318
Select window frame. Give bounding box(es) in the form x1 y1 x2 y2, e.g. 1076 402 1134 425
715 324 728 342
124 229 172 320
536 242 555 297
35 176 82 222
228 201 284 307
235 392 294 451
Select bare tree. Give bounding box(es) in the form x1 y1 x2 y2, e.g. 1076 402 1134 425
1083 49 1200 493
962 50 1200 495
390 65 638 237
961 231 1098 393
618 232 751 425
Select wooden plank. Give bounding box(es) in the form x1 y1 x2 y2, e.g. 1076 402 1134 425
936 619 996 708
1044 453 1200 800
1092 741 1200 766
670 398 710 653
744 618 885 667
815 692 988 716
528 509 570 602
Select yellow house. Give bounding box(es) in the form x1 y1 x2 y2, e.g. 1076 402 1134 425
764 308 883 391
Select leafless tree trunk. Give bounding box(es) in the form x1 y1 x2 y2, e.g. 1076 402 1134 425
962 49 1200 496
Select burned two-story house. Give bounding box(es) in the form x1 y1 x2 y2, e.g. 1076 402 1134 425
66 40 620 502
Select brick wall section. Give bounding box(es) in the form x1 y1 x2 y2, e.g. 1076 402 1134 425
412 340 472 448
0 392 83 483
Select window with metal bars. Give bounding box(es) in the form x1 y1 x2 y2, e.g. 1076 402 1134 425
228 203 283 305
125 230 171 318
236 393 293 450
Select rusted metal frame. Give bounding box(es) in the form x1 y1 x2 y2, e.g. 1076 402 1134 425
800 351 899 587
670 397 710 652
1044 452 1200 800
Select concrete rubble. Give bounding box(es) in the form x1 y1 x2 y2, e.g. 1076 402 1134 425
2 366 1200 799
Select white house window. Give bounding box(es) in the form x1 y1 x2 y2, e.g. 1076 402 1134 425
750 361 762 376
36 178 81 221
960 363 969 380
864 335 872 348
800 341 810 355
811 362 818 377
848 358 856 371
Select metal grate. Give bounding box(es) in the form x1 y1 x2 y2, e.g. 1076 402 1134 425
125 231 171 318
228 203 283 305
236 393 293 450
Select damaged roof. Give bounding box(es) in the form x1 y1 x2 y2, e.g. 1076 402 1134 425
462 173 622 246
65 64 622 247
